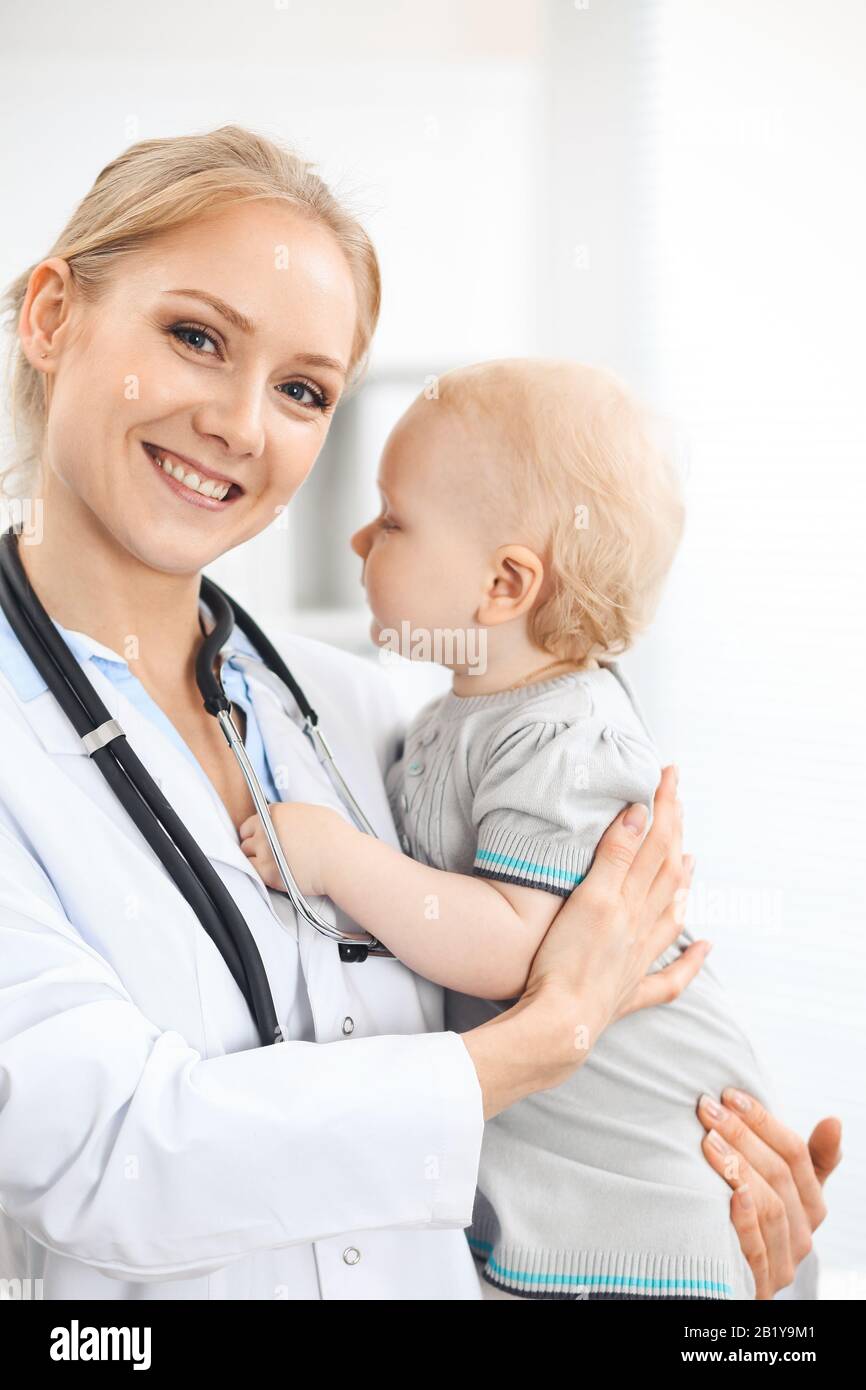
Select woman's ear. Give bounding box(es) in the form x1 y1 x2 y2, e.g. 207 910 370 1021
476 543 545 627
18 257 77 371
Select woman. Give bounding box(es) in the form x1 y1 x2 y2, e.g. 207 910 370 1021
0 127 839 1301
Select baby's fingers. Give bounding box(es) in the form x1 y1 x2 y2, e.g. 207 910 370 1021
238 814 261 841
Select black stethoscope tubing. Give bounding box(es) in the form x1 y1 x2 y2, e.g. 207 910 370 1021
0 525 306 1047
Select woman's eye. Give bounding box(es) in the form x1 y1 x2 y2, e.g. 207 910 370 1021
170 324 220 355
277 380 329 412
166 327 330 413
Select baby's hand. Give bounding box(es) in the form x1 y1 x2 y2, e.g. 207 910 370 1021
238 802 344 897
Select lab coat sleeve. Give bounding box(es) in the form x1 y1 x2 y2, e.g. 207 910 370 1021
0 824 485 1283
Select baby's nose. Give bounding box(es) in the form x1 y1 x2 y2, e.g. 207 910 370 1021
350 526 370 560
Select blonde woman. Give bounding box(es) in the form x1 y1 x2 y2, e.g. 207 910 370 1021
0 127 839 1301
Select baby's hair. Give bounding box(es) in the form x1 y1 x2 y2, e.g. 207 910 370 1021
1 124 381 499
433 358 685 666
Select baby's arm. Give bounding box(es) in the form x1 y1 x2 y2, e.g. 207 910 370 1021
238 803 558 998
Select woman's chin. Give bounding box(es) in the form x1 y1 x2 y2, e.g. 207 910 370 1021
117 513 221 579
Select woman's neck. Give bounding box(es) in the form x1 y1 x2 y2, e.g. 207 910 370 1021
18 491 204 695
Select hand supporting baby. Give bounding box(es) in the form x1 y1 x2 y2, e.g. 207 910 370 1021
238 803 352 898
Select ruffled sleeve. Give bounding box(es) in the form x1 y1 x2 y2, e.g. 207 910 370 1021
471 715 663 897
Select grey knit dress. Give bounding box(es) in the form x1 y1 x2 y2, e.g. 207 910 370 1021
385 662 775 1300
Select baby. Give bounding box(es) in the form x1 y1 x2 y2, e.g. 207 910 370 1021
240 359 775 1300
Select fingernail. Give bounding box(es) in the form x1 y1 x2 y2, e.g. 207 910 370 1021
623 803 647 835
737 1184 753 1209
702 940 714 956
671 764 680 787
699 1093 721 1120
725 1088 753 1113
707 1128 730 1154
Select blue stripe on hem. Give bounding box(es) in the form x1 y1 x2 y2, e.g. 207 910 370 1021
467 1237 733 1297
475 847 586 886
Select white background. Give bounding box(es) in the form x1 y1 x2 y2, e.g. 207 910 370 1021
1 0 864 1295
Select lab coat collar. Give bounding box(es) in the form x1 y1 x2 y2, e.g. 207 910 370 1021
0 603 277 907
0 601 130 701
0 588 262 703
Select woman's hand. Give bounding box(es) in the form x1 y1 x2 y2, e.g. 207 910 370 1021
238 803 346 896
521 765 710 1082
697 1090 843 1299
463 764 710 1119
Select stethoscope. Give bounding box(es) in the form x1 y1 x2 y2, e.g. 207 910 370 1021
0 525 393 1050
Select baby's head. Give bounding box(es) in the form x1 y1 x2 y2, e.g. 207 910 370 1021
351 358 684 673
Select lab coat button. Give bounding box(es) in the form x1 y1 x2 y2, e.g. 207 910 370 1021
407 761 424 776
420 727 439 745
342 1246 361 1266
341 1016 354 1035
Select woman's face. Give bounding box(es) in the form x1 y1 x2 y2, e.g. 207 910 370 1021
29 199 358 574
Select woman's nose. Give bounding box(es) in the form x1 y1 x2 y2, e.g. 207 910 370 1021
193 378 267 459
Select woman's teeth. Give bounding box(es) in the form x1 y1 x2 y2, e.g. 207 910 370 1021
152 451 231 500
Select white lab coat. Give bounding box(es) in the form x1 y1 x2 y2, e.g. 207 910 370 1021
0 620 485 1300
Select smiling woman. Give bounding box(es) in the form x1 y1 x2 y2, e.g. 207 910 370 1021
2 128 378 506
5 227 361 593
0 127 384 905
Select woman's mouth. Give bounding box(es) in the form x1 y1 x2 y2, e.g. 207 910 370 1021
142 442 243 510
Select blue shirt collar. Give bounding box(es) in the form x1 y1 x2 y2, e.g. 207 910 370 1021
0 592 262 702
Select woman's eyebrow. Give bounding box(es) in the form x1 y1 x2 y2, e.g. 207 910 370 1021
297 352 348 380
162 288 348 379
164 288 255 334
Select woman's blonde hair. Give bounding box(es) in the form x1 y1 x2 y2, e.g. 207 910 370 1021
1 124 381 498
435 359 685 667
